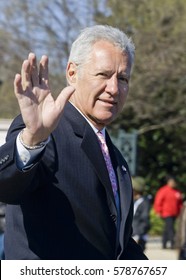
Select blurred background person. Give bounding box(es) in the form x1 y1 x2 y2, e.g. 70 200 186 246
153 175 183 249
132 177 151 252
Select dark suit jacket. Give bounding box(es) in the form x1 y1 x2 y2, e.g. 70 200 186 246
0 102 147 260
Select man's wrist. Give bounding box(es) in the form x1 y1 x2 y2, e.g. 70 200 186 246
19 129 49 150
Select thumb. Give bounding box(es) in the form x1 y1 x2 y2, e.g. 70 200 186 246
55 86 75 110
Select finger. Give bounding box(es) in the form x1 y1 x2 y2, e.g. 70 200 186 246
39 55 49 87
28 53 39 86
21 59 32 91
14 74 23 96
55 86 75 110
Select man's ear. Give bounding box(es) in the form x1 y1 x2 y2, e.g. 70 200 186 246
66 62 77 84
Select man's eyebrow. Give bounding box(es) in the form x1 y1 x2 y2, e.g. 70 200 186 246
93 68 130 78
118 71 130 78
94 67 111 72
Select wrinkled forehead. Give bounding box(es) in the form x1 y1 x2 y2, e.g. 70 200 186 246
89 41 132 71
91 39 130 57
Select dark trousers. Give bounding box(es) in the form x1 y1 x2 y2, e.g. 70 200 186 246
162 216 176 249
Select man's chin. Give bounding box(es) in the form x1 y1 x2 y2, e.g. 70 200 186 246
89 114 115 128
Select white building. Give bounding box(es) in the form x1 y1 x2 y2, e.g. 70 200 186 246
0 119 12 146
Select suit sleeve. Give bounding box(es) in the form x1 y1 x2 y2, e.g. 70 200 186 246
0 116 48 204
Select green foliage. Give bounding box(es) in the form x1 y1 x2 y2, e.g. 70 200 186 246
149 207 181 237
137 127 186 195
149 208 164 236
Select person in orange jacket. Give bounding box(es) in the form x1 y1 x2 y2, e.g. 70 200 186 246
153 175 183 249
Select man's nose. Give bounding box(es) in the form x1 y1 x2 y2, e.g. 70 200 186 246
105 76 119 96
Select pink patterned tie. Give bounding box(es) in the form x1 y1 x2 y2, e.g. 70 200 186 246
97 131 118 197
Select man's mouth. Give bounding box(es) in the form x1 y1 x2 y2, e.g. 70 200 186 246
98 98 117 105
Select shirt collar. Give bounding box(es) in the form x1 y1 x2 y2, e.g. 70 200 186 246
70 101 106 138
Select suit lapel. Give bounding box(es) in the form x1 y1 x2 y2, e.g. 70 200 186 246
106 133 132 221
64 103 116 204
106 132 133 249
64 102 121 217
81 125 116 203
117 163 132 226
114 151 133 252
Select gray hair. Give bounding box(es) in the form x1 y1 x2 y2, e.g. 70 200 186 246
68 25 135 67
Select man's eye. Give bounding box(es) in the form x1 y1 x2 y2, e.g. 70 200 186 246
97 73 107 77
118 76 128 83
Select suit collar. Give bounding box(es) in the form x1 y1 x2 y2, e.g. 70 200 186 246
63 102 87 137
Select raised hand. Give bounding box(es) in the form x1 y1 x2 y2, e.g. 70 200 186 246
14 53 74 146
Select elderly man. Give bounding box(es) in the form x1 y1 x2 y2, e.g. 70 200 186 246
0 25 147 260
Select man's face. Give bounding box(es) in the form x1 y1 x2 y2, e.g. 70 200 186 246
68 40 132 130
168 179 177 188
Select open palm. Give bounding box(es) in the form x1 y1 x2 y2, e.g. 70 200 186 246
14 53 74 145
